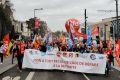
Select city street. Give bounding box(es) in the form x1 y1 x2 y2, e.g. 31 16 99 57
0 0 120 80
0 65 120 80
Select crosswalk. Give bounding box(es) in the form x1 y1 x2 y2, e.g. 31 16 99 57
2 72 35 80
1 71 90 80
25 72 35 80
1 67 120 80
2 76 20 80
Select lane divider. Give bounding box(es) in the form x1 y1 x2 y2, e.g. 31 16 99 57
25 71 35 80
82 73 90 80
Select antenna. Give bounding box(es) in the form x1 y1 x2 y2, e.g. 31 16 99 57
97 10 120 13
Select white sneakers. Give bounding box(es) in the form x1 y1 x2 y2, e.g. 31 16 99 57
0 62 3 64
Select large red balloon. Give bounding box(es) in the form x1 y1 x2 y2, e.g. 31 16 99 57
65 18 80 33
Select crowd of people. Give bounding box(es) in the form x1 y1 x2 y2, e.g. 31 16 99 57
0 36 115 76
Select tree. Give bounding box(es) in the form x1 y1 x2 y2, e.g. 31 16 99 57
26 18 48 37
0 3 13 40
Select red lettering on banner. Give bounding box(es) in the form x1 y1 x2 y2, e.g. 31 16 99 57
53 64 55 67
59 65 61 68
61 65 65 68
85 62 98 67
53 64 76 69
48 60 50 63
54 60 57 63
57 52 61 57
76 62 78 65
73 66 76 69
72 61 76 64
69 53 73 58
42 59 44 62
33 59 41 63
63 52 67 57
66 61 68 64
79 62 84 65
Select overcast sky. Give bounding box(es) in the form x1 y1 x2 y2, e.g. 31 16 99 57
11 0 120 32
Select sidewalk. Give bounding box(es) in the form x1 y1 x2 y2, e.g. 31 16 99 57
0 55 17 74
112 60 120 71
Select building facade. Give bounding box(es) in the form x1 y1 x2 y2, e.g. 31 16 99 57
14 21 31 37
80 16 120 42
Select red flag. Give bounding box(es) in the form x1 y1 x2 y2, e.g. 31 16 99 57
114 39 120 67
74 31 87 39
2 34 10 56
65 18 80 33
91 26 99 37
35 18 39 29
3 34 10 42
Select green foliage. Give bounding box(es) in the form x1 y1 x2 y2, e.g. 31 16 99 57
0 4 13 40
26 18 34 30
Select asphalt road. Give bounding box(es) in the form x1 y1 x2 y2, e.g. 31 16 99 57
0 65 120 80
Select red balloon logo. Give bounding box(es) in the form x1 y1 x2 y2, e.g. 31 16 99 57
65 18 80 33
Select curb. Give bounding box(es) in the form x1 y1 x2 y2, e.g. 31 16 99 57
0 63 17 74
112 66 120 71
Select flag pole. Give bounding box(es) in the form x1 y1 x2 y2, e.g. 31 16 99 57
113 21 116 50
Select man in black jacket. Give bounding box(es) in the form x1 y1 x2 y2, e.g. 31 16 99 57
39 42 47 52
0 41 3 64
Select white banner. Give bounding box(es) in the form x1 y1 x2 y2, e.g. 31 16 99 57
22 49 107 74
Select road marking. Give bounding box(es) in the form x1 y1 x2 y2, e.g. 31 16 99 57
13 76 21 80
82 73 90 80
25 71 35 80
2 76 10 80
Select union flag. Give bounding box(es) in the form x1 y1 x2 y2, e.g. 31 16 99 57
91 25 99 37
114 39 120 67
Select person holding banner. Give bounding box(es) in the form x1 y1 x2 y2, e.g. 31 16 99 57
0 41 3 64
14 41 22 72
79 43 86 53
53 43 59 51
39 42 47 52
12 41 17 64
103 48 110 77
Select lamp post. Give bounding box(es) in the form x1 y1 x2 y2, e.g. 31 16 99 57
34 8 43 18
84 9 87 34
33 8 43 35
115 0 119 40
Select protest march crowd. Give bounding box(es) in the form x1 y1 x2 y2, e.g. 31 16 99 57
0 34 114 76
0 18 119 77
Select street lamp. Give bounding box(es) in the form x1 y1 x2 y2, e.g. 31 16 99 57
33 8 43 36
115 0 119 40
34 8 43 18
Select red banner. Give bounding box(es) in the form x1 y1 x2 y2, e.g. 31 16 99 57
35 18 39 29
114 39 120 67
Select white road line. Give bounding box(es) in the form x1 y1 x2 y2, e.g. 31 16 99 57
25 71 35 80
82 73 90 80
2 76 10 80
13 76 21 80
